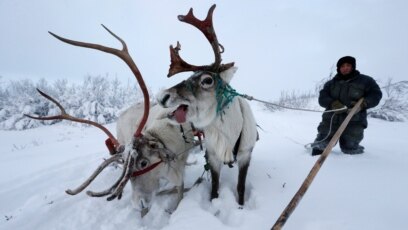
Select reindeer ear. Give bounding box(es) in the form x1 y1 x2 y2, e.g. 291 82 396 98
219 66 238 83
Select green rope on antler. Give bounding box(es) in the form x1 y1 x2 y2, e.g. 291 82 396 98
214 74 242 114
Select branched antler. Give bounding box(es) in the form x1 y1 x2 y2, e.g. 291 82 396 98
25 88 133 199
168 4 234 77
106 153 134 200
85 152 134 200
66 154 122 195
24 25 154 201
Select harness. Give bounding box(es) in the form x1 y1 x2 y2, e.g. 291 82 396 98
185 71 241 115
214 74 241 115
131 160 163 177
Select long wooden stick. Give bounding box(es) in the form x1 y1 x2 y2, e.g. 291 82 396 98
271 98 364 230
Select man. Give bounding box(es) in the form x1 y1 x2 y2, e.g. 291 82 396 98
311 56 382 156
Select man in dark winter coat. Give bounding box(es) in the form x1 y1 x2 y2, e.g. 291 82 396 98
311 56 382 156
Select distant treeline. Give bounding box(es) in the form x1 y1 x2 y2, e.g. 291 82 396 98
0 76 406 131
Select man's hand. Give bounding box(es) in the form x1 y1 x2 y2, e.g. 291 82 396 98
331 100 347 114
348 99 367 114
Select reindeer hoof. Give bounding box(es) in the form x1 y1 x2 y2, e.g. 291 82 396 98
238 198 245 206
141 208 149 218
211 191 219 200
223 160 235 167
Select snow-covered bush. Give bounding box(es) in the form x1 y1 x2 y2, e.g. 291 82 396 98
368 80 408 121
0 75 147 130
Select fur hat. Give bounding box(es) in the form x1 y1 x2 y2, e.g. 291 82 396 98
337 56 356 70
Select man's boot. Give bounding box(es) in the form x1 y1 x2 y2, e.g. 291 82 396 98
311 148 323 156
342 145 364 155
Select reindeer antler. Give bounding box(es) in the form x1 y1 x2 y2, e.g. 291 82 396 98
48 24 149 137
65 154 122 195
167 4 234 77
25 88 132 199
24 25 154 201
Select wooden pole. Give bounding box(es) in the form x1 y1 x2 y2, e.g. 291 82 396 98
271 98 364 230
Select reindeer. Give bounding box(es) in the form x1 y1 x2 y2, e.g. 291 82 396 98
25 25 196 215
158 4 258 206
116 102 196 214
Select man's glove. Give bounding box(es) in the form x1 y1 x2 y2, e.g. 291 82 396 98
331 100 347 114
348 99 367 114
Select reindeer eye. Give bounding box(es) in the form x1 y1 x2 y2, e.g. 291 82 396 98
148 140 163 149
200 75 214 89
138 157 150 169
149 142 158 149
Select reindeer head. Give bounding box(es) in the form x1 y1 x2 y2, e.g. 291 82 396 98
158 4 236 128
123 113 194 213
159 67 237 128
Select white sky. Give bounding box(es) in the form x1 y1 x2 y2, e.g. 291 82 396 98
1 0 407 99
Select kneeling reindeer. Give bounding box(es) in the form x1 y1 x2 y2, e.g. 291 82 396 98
26 25 196 216
117 103 195 214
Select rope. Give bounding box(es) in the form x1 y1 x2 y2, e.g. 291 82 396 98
237 93 346 149
235 91 347 150
304 112 337 149
211 75 346 114
183 169 207 193
166 138 207 194
212 73 345 114
240 94 347 114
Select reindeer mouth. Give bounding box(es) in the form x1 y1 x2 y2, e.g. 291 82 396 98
169 104 188 123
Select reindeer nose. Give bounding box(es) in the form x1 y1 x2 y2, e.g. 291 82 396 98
160 94 171 107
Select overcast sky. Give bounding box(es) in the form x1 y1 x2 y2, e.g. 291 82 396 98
1 0 407 99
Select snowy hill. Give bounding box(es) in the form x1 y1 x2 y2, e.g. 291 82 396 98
0 104 407 230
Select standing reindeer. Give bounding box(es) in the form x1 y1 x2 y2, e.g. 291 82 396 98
25 25 196 216
158 5 258 206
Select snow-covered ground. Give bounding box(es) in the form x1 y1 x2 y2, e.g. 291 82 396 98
0 104 407 230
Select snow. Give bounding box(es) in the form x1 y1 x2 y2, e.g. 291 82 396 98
1 104 407 230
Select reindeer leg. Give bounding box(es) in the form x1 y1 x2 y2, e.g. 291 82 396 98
167 182 184 214
237 161 250 206
176 182 184 206
210 166 220 200
208 151 222 201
